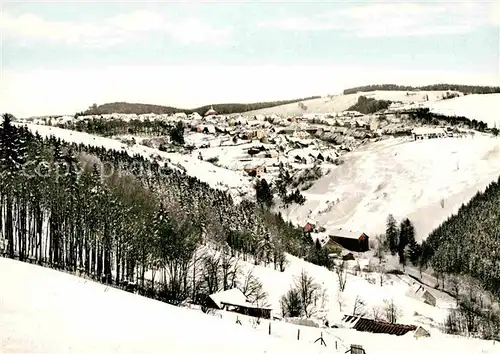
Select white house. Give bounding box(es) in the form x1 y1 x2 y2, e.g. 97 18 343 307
412 127 446 140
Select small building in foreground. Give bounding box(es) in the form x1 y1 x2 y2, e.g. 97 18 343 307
341 315 417 336
207 288 272 319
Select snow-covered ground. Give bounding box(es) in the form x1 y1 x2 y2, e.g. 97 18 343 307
283 134 500 241
246 91 453 116
420 93 500 128
0 257 325 354
20 123 252 195
2 254 497 354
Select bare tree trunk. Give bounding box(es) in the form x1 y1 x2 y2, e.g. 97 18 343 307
6 195 14 258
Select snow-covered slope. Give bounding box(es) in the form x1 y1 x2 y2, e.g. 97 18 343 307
21 124 251 195
3 255 496 354
245 91 452 116
420 93 500 128
0 257 326 354
283 135 500 241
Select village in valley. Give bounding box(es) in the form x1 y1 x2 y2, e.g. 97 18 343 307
5 88 500 353
2 1 500 352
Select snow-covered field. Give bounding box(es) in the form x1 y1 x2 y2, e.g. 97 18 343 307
420 93 500 128
0 257 325 354
246 90 453 116
284 134 500 241
20 124 252 195
2 254 497 354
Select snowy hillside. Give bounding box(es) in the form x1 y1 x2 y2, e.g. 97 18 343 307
20 123 252 195
420 93 500 128
0 257 325 354
246 90 453 116
2 255 497 354
283 135 500 241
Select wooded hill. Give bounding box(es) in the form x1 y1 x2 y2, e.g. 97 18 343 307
343 84 500 95
422 177 500 297
76 96 321 117
0 114 330 305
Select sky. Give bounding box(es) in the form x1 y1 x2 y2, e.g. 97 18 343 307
1 0 499 117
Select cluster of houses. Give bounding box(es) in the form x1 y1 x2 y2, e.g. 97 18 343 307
411 126 469 140
201 217 436 341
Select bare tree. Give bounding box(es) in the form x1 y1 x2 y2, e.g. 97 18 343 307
220 246 240 291
449 275 461 305
383 299 401 324
375 265 387 287
336 290 345 312
374 235 386 264
296 269 322 318
201 253 221 295
239 268 268 305
335 260 348 292
353 295 367 317
372 307 384 321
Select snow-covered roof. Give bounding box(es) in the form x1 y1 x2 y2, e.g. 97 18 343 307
209 288 248 308
330 228 366 239
209 288 270 310
412 127 446 135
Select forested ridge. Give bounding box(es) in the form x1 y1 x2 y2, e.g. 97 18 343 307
408 108 489 132
0 114 315 304
76 96 321 116
343 84 500 95
422 178 500 297
56 118 173 137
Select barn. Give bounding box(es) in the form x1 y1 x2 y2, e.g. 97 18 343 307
207 288 272 319
329 229 369 252
341 315 417 336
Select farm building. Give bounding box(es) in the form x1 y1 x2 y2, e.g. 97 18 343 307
412 127 446 140
406 283 437 307
329 229 369 253
207 288 272 319
341 315 418 336
414 326 431 338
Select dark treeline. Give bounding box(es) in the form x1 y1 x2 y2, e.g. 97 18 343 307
421 177 500 297
407 108 488 132
420 178 500 339
343 84 500 95
76 96 321 117
0 114 315 304
57 118 173 137
347 96 392 114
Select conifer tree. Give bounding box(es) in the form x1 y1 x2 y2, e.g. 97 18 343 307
386 214 399 255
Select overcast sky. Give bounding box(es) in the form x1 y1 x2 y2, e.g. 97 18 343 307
1 0 499 117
